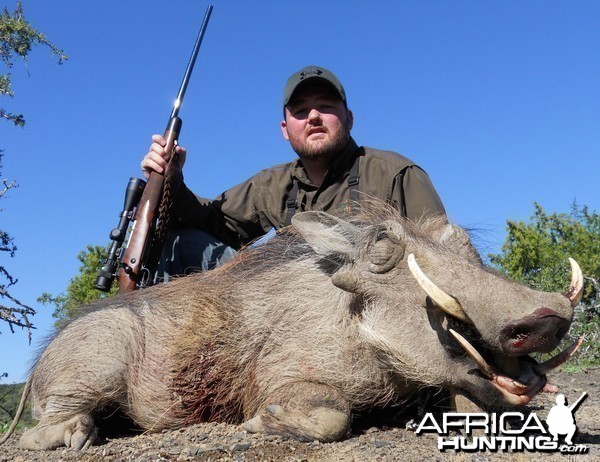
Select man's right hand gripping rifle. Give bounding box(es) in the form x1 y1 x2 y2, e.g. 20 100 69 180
141 135 187 182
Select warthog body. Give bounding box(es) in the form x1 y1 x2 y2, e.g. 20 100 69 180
6 203 582 450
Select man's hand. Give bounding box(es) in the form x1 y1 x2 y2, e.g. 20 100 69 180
141 134 187 180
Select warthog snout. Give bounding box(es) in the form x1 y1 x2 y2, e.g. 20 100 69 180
500 307 571 355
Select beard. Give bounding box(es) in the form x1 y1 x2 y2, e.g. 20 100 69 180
289 123 351 162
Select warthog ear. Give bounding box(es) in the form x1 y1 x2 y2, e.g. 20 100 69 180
292 211 359 260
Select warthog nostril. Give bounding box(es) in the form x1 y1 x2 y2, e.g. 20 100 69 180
556 325 569 340
500 308 571 355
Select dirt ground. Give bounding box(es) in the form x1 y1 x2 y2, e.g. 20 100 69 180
1 368 598 462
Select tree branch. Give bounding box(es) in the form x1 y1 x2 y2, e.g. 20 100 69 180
0 285 36 343
0 178 18 197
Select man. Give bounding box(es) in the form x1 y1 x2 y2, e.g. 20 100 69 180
142 65 446 276
546 394 577 445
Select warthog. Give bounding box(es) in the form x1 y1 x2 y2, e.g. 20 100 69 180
1 203 583 450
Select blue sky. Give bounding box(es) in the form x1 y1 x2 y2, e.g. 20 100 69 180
1 1 598 382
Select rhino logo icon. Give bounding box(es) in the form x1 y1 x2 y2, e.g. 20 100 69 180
546 392 587 445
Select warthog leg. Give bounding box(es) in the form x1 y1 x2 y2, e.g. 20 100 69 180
244 382 351 442
19 414 98 450
19 413 98 450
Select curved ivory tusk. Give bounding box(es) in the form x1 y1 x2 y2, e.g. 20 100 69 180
533 336 585 375
407 253 473 325
449 329 495 379
563 258 584 307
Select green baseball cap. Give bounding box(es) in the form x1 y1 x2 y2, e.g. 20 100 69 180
283 65 346 106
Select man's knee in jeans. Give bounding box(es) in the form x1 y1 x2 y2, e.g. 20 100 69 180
158 227 236 281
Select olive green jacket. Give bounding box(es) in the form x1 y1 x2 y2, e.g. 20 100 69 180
172 138 446 249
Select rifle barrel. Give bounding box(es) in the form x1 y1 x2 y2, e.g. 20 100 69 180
170 4 213 119
569 391 588 412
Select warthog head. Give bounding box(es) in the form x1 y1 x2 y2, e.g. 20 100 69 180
291 204 583 408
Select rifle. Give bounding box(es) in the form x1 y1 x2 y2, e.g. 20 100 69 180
95 5 213 294
569 392 588 413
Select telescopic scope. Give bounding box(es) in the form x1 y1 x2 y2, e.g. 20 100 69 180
95 177 146 292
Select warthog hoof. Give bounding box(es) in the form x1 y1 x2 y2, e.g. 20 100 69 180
244 403 350 442
20 413 98 450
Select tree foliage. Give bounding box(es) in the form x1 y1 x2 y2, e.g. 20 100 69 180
38 245 116 329
0 381 35 430
489 203 600 367
1 1 66 126
1 1 66 340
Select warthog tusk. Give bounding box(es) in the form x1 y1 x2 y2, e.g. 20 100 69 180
407 253 473 325
533 336 585 375
449 329 495 379
563 258 584 307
